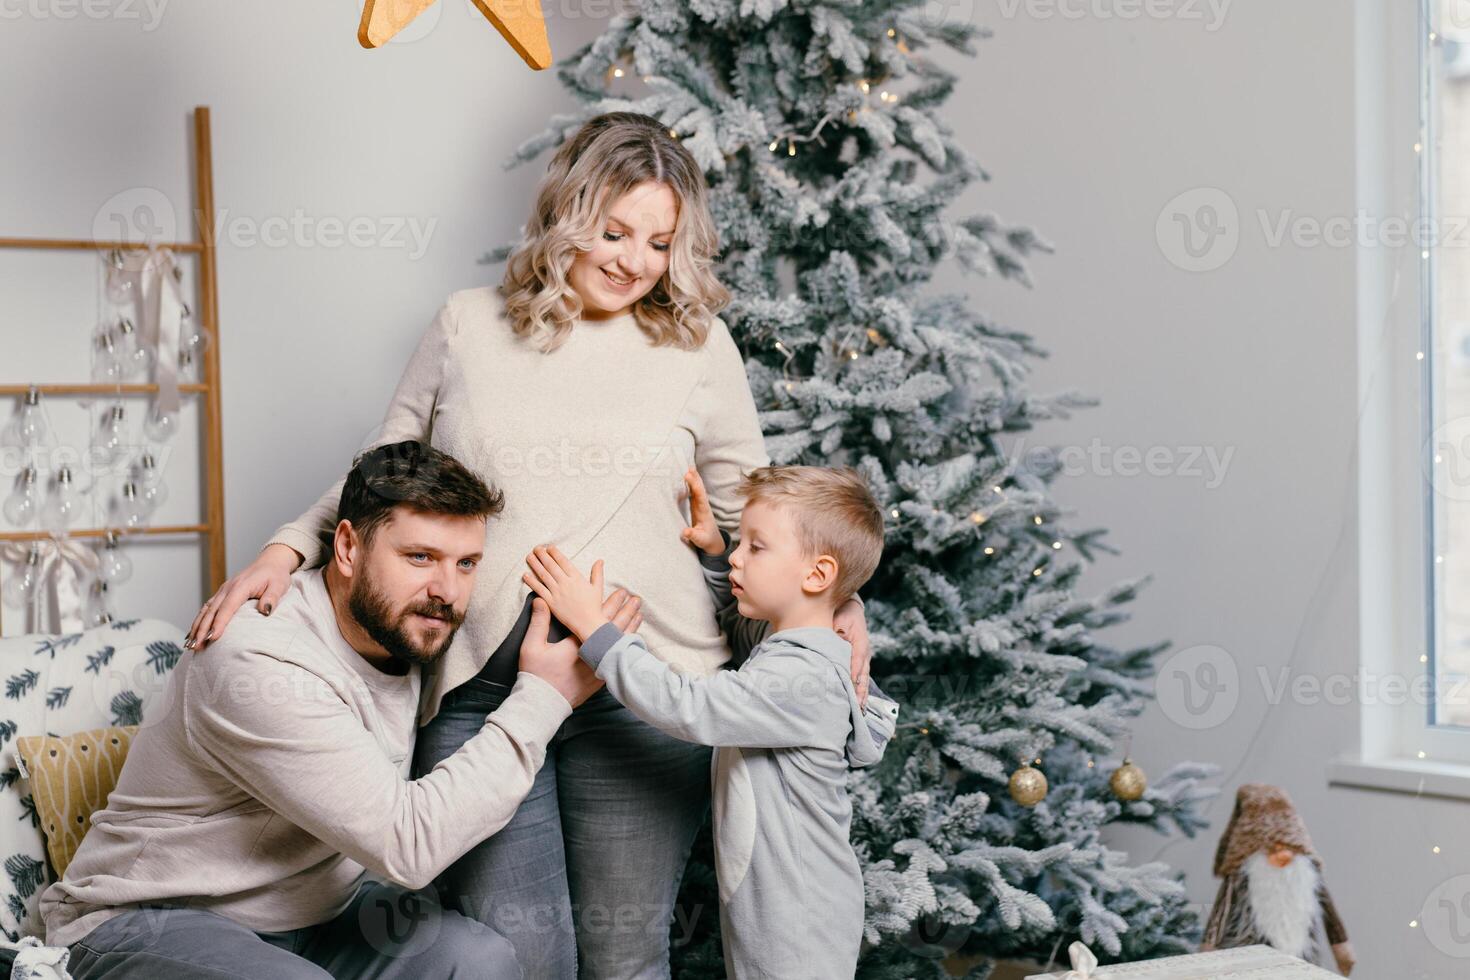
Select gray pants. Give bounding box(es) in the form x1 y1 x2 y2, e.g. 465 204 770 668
62 879 521 979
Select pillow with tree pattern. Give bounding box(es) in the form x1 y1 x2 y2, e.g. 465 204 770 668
0 618 184 941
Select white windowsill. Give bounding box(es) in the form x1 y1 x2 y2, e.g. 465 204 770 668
1326 756 1470 802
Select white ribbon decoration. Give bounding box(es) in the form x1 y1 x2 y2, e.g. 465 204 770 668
2 536 101 633
109 244 184 417
1060 941 1101 980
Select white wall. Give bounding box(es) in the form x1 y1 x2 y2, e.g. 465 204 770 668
0 1 1462 976
942 3 1466 978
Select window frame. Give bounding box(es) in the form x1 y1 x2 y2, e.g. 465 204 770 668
1337 0 1470 790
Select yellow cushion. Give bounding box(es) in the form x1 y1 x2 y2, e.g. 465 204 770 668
15 726 138 878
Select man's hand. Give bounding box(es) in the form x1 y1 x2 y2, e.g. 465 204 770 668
518 590 643 708
834 597 872 707
522 546 617 643
680 466 726 557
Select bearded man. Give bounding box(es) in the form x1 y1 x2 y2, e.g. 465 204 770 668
39 441 640 980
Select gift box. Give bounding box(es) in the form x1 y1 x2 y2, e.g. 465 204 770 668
1026 943 1342 979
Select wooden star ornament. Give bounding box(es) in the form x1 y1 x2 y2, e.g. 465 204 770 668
358 0 552 69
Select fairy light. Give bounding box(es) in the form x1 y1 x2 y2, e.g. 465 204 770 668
769 139 780 152
612 67 624 78
1052 541 1062 549
1421 654 1429 663
774 340 789 355
788 143 796 156
887 27 896 37
1033 515 1043 525
970 511 985 524
1418 750 1428 759
983 547 995 555
1418 351 1426 359
1032 568 1043 577
1415 142 1423 153
890 508 900 519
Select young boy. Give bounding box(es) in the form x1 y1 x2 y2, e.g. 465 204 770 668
522 464 900 979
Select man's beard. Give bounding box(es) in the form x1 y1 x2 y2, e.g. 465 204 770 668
348 567 464 666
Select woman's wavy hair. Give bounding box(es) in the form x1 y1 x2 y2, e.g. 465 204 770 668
499 112 730 352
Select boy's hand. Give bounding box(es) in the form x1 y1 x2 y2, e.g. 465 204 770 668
680 466 726 557
518 592 643 708
523 546 624 643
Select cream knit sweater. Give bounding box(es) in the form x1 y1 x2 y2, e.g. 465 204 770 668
265 287 771 726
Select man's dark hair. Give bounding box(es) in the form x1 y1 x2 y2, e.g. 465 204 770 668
334 440 504 549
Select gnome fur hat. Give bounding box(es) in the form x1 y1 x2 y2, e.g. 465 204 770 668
1201 785 1355 976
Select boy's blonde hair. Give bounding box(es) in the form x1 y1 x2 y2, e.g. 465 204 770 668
736 465 885 606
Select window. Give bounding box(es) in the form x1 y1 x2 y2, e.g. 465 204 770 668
1424 0 1470 736
1333 0 1470 788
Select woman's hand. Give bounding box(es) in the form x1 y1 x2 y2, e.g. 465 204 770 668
186 543 302 650
833 597 872 706
522 546 620 643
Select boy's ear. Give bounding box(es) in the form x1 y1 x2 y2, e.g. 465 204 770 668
802 554 841 598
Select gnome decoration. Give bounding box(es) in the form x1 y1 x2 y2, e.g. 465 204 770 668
1200 784 1355 976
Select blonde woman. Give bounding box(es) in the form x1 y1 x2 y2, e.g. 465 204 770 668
186 112 873 979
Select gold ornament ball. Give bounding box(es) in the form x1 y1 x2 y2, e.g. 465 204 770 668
1109 760 1147 801
1008 764 1048 806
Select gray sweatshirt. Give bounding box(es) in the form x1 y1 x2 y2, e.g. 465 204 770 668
577 534 898 979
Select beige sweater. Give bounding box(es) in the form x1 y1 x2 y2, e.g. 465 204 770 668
264 287 771 726
40 565 573 948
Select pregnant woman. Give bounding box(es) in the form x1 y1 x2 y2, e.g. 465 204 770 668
185 111 873 979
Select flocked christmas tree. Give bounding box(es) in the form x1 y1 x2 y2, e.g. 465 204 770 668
484 1 1219 975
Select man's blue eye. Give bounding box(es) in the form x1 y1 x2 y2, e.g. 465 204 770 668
459 559 478 570
409 553 429 562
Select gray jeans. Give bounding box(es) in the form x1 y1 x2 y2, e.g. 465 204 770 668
414 677 711 979
62 878 520 979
